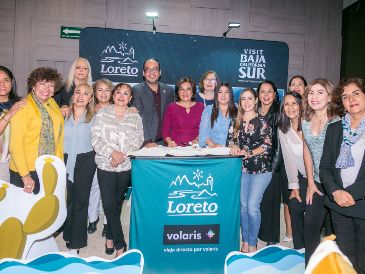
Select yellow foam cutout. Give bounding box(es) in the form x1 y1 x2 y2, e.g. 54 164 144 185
0 218 25 259
23 196 59 234
43 161 58 194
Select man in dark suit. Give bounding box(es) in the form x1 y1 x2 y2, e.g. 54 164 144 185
132 58 174 147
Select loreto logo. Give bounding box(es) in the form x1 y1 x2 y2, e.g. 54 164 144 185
167 169 218 217
99 42 139 77
163 224 220 245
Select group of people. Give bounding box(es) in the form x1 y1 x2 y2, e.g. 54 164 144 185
1 57 364 273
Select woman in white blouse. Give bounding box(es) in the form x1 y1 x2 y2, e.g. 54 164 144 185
277 91 307 251
92 83 144 257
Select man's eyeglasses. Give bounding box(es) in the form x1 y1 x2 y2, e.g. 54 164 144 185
144 67 160 73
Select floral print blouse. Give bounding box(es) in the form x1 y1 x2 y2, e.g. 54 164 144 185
227 115 272 174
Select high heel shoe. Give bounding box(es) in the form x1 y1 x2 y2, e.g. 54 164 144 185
115 245 127 258
105 244 115 255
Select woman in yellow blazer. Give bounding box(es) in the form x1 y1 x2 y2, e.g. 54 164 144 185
9 67 64 194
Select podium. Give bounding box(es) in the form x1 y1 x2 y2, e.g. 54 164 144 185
130 156 242 274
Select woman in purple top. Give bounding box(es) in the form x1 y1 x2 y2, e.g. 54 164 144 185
162 77 204 147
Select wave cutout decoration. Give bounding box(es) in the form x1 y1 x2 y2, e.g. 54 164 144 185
0 249 143 274
225 246 305 274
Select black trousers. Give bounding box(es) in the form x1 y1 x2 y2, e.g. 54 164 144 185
331 210 365 274
63 151 96 249
10 170 40 194
288 176 329 265
97 168 131 250
258 170 282 243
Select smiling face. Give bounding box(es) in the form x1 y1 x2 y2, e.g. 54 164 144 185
0 70 12 98
307 83 331 112
178 82 193 102
217 85 230 106
341 83 365 117
73 85 93 108
143 59 160 84
95 82 112 104
289 77 306 96
259 83 276 107
113 85 132 108
240 90 257 113
203 73 217 93
74 59 89 82
284 94 300 121
33 80 55 103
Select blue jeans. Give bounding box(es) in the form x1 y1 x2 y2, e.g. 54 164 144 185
240 171 272 246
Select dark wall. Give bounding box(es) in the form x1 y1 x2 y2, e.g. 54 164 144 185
341 0 365 78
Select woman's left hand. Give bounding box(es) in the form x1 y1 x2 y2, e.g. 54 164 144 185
306 182 323 205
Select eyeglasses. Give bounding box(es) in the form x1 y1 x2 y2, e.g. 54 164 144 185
204 78 217 83
144 67 160 73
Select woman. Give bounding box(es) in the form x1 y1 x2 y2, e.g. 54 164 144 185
288 75 307 97
92 83 143 257
196 71 220 107
320 78 365 273
0 66 25 182
198 82 237 148
162 77 204 147
227 88 272 253
256 80 289 245
87 78 114 236
63 83 96 254
301 78 341 264
9 67 64 194
54 57 92 116
278 92 307 251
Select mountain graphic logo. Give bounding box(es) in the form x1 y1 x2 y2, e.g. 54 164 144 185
168 170 217 200
100 42 138 65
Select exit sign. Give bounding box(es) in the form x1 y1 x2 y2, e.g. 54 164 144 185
60 26 82 39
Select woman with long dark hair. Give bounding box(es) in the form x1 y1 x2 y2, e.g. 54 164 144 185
256 80 289 245
277 92 307 251
0 66 25 181
199 82 237 147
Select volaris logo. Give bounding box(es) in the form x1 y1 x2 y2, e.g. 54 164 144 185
163 224 220 245
99 41 139 77
167 169 218 217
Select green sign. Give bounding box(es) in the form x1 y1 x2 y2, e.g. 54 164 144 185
60 26 82 39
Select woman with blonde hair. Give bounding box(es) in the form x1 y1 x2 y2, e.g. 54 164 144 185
54 57 92 116
62 83 96 254
87 78 114 236
227 88 272 253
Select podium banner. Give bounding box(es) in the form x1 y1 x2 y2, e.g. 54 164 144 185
130 157 242 274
